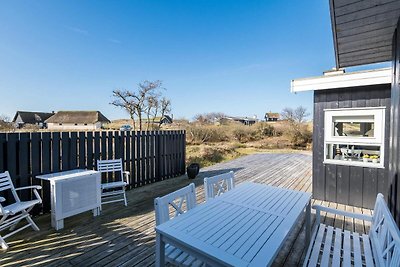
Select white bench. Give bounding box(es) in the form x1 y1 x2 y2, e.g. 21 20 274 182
303 193 400 267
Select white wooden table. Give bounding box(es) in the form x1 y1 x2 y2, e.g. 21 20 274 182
155 182 311 267
36 169 101 230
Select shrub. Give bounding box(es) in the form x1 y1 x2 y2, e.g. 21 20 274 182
284 123 312 148
231 124 260 143
186 125 228 144
255 122 275 137
186 144 240 167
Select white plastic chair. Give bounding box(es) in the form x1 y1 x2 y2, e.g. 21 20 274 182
0 171 42 250
96 159 129 209
204 171 235 201
154 183 203 266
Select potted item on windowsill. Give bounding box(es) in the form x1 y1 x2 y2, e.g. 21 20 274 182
363 154 370 163
370 155 379 164
187 163 200 179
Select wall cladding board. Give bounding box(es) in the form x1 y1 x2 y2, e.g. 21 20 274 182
313 84 391 209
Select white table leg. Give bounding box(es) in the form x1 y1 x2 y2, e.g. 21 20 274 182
93 207 100 216
0 235 9 250
55 219 64 230
305 200 311 245
155 232 165 267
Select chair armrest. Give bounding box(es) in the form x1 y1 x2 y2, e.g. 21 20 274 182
313 204 373 225
15 185 42 191
0 197 5 202
123 171 130 185
15 186 42 204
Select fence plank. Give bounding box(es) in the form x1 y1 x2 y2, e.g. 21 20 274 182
86 132 93 170
42 133 51 212
145 131 150 184
101 131 107 160
94 131 100 167
31 132 42 213
61 132 70 170
0 133 5 173
7 134 18 185
18 133 30 201
78 132 86 169
107 131 114 183
52 132 61 172
130 131 136 187
125 131 131 184
70 132 78 169
136 132 141 186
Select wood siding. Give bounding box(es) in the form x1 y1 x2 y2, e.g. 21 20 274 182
0 130 186 215
389 19 400 226
313 85 391 209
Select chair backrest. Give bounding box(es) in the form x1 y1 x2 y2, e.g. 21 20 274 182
154 183 197 226
0 171 19 203
369 193 400 267
97 159 124 183
204 171 234 201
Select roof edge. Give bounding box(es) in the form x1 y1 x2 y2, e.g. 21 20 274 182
291 67 391 93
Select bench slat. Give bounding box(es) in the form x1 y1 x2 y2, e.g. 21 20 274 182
343 230 351 267
308 224 326 267
321 226 334 266
362 234 374 267
352 232 362 267
332 227 342 266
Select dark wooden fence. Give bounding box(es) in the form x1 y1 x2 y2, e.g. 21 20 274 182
0 130 186 214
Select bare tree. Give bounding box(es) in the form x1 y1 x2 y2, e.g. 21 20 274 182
159 97 171 127
145 95 159 130
111 80 171 131
111 90 139 130
281 106 309 124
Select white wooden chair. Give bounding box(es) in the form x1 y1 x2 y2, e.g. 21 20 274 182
96 159 129 209
204 171 235 201
303 193 400 267
154 183 203 267
0 171 42 250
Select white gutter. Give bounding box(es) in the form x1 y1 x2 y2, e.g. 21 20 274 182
291 68 391 93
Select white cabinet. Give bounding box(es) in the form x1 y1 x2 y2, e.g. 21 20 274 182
36 170 101 230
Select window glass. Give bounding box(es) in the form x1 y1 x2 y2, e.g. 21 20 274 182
326 143 381 164
333 122 374 137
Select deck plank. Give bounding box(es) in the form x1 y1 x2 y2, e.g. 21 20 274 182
0 152 372 267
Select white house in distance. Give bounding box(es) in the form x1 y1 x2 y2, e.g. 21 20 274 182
45 111 110 130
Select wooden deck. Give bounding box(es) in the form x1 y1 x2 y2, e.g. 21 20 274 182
0 153 373 266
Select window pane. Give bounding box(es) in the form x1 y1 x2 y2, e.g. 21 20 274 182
325 143 381 164
333 122 374 137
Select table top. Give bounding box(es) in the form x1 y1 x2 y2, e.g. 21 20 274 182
156 182 311 267
36 169 99 181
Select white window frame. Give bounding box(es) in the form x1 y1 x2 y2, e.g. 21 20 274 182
324 107 385 168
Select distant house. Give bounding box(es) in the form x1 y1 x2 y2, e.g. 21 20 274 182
265 112 280 122
45 111 110 130
220 116 257 126
12 111 54 128
152 115 173 125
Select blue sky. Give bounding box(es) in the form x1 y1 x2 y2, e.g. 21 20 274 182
1 0 338 120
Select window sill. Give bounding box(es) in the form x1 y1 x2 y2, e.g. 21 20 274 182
323 159 384 169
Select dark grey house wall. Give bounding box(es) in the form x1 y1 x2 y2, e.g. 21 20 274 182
313 84 391 209
389 21 400 225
